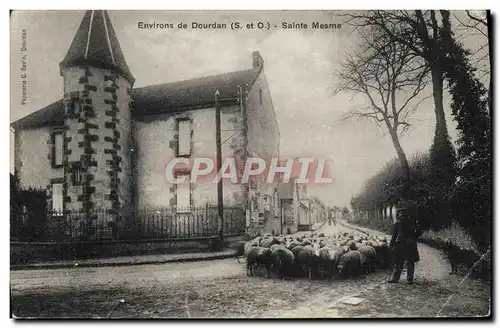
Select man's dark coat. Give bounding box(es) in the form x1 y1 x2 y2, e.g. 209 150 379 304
390 208 421 263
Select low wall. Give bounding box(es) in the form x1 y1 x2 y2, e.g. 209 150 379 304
11 234 245 265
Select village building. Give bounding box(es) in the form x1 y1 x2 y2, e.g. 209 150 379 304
11 10 280 238
277 177 328 234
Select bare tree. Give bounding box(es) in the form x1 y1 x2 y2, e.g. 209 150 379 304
455 10 488 37
341 10 455 158
336 27 429 182
453 10 490 83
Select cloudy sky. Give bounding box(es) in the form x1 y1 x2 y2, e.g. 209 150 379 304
10 10 488 207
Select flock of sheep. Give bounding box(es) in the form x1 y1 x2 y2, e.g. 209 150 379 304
240 230 392 279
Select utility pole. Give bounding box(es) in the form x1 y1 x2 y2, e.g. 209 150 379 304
238 85 250 235
295 179 300 226
280 199 283 235
215 89 224 246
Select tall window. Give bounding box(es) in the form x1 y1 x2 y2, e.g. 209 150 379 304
52 183 63 213
67 99 81 116
71 164 83 186
177 119 191 156
52 132 64 168
259 88 263 105
176 177 191 212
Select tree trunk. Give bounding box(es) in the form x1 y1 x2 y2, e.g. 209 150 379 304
430 66 449 142
388 127 411 182
487 11 492 112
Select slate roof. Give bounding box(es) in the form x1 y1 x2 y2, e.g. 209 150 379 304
133 67 261 116
11 9 264 130
11 99 65 129
59 10 135 83
11 67 262 129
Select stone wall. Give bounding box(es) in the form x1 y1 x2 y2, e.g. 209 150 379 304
245 70 280 233
61 66 133 222
134 105 246 211
246 71 280 162
10 234 245 265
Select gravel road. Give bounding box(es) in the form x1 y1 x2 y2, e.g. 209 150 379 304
10 222 490 318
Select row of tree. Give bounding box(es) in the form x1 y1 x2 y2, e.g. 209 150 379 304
337 11 491 252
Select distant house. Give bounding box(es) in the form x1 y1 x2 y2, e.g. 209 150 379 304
308 196 327 226
11 10 280 236
296 184 313 230
277 177 328 233
277 179 298 234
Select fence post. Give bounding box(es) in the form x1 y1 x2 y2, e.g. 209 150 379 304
173 208 177 238
161 209 165 238
168 208 173 238
196 207 200 237
205 203 208 236
151 208 157 238
68 210 72 241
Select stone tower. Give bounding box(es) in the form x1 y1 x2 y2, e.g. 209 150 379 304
59 10 135 225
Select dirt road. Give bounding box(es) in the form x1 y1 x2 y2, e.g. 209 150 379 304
10 223 490 318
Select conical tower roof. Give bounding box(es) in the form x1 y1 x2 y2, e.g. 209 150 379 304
60 10 135 84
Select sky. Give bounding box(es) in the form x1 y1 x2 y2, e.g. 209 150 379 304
9 10 489 207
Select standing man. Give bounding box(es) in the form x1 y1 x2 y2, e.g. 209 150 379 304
387 201 421 285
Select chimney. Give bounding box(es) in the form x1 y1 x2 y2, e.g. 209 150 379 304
252 51 264 69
